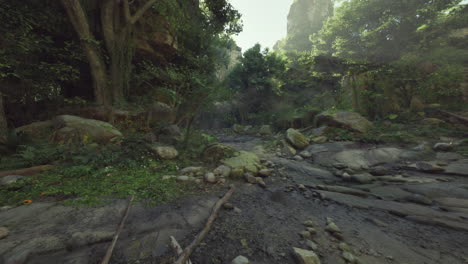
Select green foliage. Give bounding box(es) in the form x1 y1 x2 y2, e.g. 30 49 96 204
0 136 198 206
0 163 186 207
178 131 218 159
0 1 82 104
223 44 288 124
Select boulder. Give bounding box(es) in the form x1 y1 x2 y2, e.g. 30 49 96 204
15 120 54 143
213 165 231 178
157 124 183 144
179 167 204 176
311 136 327 144
202 144 235 163
232 124 244 134
350 173 374 184
0 175 24 186
52 115 122 144
292 247 321 264
433 142 453 152
204 172 217 183
149 145 178 160
222 151 262 175
315 111 373 133
310 126 330 137
147 102 175 126
281 140 297 156
286 128 310 149
259 125 273 136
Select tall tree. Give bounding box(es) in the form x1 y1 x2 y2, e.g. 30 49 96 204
61 0 159 106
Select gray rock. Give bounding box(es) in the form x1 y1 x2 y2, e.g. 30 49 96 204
311 136 328 144
299 231 312 239
300 151 313 158
150 145 178 160
306 240 318 251
433 142 453 151
244 173 257 184
231 255 250 264
204 172 216 183
342 251 358 263
350 173 374 184
257 179 267 188
414 162 444 173
294 155 304 161
286 128 310 149
179 166 204 175
303 220 316 227
444 160 468 176
213 165 231 177
176 176 190 182
0 175 24 186
403 194 433 206
369 166 390 176
0 227 9 239
325 222 341 234
258 169 273 177
162 175 176 180
315 111 373 133
292 247 321 264
52 115 122 144
223 203 234 210
338 242 352 252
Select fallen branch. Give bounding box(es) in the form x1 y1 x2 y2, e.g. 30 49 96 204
101 195 135 264
170 236 192 264
0 165 55 178
174 186 235 264
438 110 468 125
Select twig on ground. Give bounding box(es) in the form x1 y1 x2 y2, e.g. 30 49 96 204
101 195 135 264
174 186 235 264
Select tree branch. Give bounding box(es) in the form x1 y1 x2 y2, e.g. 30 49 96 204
130 0 158 25
174 186 235 264
123 0 131 23
101 0 116 53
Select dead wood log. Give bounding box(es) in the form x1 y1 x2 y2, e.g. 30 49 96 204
174 186 235 264
101 195 135 264
170 236 192 264
438 110 468 125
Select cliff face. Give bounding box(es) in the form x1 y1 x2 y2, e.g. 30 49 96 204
276 0 333 52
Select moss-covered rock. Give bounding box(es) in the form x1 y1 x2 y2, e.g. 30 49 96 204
202 144 235 163
51 115 123 144
222 151 262 175
15 120 54 143
286 128 310 149
232 124 244 134
315 111 373 133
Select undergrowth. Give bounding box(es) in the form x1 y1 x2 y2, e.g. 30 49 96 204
0 134 212 207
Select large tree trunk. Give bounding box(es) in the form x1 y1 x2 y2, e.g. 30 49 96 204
62 0 111 106
63 0 158 106
0 95 8 144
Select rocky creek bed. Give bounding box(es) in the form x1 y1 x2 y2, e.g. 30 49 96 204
1 135 468 264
